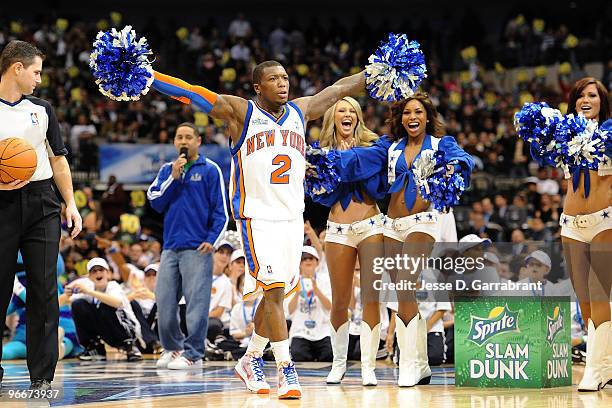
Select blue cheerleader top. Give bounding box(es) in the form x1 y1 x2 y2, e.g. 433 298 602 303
331 134 474 211
311 146 389 209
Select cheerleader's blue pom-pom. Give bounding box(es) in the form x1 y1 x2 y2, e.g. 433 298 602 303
413 149 467 212
304 142 341 197
514 102 563 166
365 33 427 102
89 25 154 101
421 172 466 213
555 114 605 169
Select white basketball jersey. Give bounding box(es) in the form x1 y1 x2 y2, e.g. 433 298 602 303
230 101 306 220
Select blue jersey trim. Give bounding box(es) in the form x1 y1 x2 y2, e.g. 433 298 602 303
287 101 305 132
230 101 254 156
254 102 291 126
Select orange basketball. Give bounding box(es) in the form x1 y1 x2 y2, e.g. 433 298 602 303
0 138 37 183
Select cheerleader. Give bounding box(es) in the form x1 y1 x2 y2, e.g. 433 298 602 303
333 92 473 386
557 78 611 392
312 97 387 385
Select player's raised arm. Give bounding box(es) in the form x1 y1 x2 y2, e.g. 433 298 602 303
292 71 365 123
89 26 249 140
293 33 428 123
151 71 248 125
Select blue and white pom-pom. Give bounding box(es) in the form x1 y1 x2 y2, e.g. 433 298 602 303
89 25 154 101
365 33 427 101
603 124 612 160
413 150 466 212
514 102 563 166
514 102 562 143
412 149 437 185
304 142 341 198
554 114 606 169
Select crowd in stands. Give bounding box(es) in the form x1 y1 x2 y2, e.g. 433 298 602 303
1 11 605 241
2 9 608 364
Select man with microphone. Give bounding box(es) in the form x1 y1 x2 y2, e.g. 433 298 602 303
147 122 228 369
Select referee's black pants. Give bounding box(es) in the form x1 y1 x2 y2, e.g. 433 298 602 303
0 179 61 382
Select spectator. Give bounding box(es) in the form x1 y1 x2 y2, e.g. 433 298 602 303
287 247 333 362
511 229 529 255
4 257 83 362
269 21 288 58
536 167 559 195
69 112 96 155
228 13 252 39
506 193 529 230
481 198 494 223
80 186 100 233
127 264 161 354
467 211 503 242
196 52 222 91
517 250 555 295
207 258 233 343
527 217 553 242
100 175 127 229
228 249 246 305
491 194 509 222
457 234 501 294
214 240 233 276
62 258 143 362
95 235 161 353
128 243 151 269
147 240 162 263
71 113 98 172
535 194 560 224
230 39 251 62
229 274 262 360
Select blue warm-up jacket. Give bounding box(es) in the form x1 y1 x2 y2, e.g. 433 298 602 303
147 154 228 250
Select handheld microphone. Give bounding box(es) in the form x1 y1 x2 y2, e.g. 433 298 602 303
179 147 189 176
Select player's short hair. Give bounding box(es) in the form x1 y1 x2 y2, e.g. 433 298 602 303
175 122 199 138
0 40 45 76
252 60 283 84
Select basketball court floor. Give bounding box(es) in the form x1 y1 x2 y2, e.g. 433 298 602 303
0 355 609 407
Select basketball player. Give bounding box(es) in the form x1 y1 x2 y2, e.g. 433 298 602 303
151 61 365 398
0 40 82 390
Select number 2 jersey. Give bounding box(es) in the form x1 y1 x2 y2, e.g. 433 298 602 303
230 100 306 221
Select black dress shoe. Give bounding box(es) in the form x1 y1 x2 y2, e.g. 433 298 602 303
29 379 52 391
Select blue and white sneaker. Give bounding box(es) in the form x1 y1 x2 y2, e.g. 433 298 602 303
277 361 301 399
235 353 271 394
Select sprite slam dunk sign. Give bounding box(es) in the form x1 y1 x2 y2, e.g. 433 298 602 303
455 297 571 388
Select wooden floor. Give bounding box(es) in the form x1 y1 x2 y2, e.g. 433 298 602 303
0 355 610 407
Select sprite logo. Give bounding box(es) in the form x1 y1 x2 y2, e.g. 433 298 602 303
546 306 564 345
468 305 520 346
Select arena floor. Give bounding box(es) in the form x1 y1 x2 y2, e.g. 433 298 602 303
0 355 609 407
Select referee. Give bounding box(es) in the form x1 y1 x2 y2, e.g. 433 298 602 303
0 41 82 391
